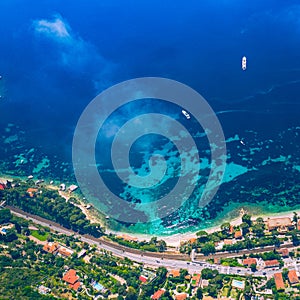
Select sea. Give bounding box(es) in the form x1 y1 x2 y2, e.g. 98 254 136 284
1 0 300 235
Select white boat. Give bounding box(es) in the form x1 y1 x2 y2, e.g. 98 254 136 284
242 56 247 70
182 109 190 119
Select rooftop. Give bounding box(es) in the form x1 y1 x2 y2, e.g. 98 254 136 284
175 293 188 300
264 259 280 267
151 289 165 300
63 269 79 285
288 270 299 285
274 272 285 290
168 269 180 278
243 258 257 266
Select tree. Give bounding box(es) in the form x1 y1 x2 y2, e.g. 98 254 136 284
250 263 257 272
242 214 252 226
291 231 300 246
125 287 138 300
207 285 218 297
201 242 216 256
240 222 250 235
201 268 218 279
158 240 167 252
0 209 12 224
221 222 231 233
293 212 298 224
196 288 203 299
179 268 188 280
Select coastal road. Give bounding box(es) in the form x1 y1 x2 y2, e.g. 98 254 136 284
6 206 300 278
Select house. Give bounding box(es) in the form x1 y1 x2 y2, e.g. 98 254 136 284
267 217 294 232
0 183 5 190
274 272 285 290
43 242 59 254
264 259 280 268
288 270 299 285
151 289 165 300
77 249 87 258
38 285 51 294
201 279 209 288
58 246 74 257
189 238 197 244
68 184 78 193
214 257 221 264
234 230 243 239
175 293 188 300
62 269 81 291
168 269 180 278
279 248 289 258
26 188 38 197
243 257 257 267
224 239 235 245
297 219 300 231
139 275 147 283
191 273 201 287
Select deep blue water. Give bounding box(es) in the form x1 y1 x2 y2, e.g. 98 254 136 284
1 1 300 233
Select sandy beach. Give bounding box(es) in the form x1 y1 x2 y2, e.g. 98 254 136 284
1 175 300 247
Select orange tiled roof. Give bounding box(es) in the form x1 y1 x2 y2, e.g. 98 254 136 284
175 293 188 300
189 238 197 243
168 269 180 277
224 239 233 245
297 219 300 231
288 270 299 284
71 281 81 291
27 188 38 197
264 259 280 267
243 258 257 266
58 247 72 257
151 289 165 300
234 230 242 239
191 273 201 287
43 242 59 254
63 269 79 285
274 272 285 290
279 248 289 257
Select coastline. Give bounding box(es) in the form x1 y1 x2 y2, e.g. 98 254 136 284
1 175 300 247
117 208 300 247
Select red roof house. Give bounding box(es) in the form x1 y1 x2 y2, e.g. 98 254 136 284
264 259 280 268
151 289 165 300
274 272 285 290
234 230 243 239
139 275 147 283
43 242 59 254
27 188 38 197
62 269 81 291
243 258 257 266
288 270 299 285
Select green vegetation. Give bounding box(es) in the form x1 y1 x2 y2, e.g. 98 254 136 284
109 235 167 253
1 180 103 238
31 229 49 241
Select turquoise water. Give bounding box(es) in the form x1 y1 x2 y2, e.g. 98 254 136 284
0 1 300 235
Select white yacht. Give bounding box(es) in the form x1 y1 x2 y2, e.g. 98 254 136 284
242 56 247 70
182 109 190 119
